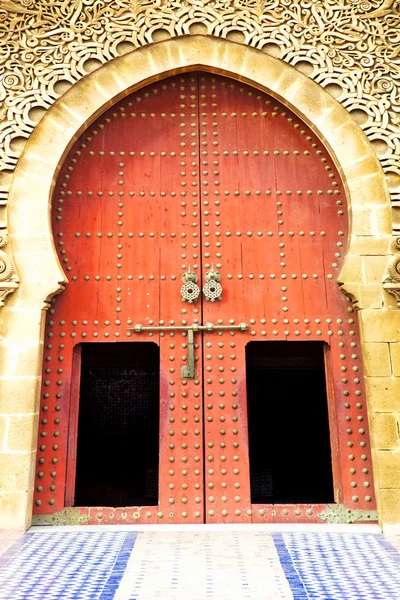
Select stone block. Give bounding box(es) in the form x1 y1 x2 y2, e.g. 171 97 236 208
350 235 392 256
0 377 41 414
374 450 400 489
0 453 35 492
12 250 58 285
371 205 393 237
0 416 6 451
362 342 391 377
390 343 400 377
369 413 400 450
5 415 38 453
0 489 33 530
347 173 390 208
378 489 400 524
350 204 391 238
341 154 383 190
9 201 50 238
365 377 400 412
341 254 362 283
358 284 383 309
0 343 44 378
360 310 400 343
16 282 64 308
351 206 372 236
361 256 390 284
0 307 44 343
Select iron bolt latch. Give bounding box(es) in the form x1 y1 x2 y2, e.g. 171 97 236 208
127 322 249 378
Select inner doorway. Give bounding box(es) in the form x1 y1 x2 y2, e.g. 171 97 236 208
246 341 334 505
34 71 376 524
73 343 160 507
74 339 335 510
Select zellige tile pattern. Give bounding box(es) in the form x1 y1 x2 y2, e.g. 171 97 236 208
0 532 137 600
0 529 399 600
274 532 400 600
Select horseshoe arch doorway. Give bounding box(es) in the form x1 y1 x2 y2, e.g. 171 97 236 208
33 72 376 525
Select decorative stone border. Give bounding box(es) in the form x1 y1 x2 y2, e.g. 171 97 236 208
1 36 396 530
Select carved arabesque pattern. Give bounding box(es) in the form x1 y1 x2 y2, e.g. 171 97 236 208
1 0 400 296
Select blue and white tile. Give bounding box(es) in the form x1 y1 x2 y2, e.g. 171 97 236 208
0 531 137 600
273 532 400 600
0 527 400 600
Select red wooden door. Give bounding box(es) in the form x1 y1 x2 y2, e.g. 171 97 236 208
34 73 376 525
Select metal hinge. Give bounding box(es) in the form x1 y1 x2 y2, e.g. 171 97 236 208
318 504 378 524
32 508 89 526
127 322 248 378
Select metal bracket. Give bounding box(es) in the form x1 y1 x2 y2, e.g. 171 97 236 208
181 328 195 378
128 322 248 378
31 507 90 526
318 504 378 524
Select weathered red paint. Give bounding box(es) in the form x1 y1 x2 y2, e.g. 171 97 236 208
34 73 376 524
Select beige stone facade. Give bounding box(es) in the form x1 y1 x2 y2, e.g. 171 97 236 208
1 1 400 530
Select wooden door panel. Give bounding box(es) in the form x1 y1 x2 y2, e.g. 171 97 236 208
35 74 206 524
202 331 251 523
198 74 375 523
34 72 376 525
159 333 205 523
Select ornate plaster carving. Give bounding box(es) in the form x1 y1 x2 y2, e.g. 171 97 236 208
0 0 399 302
0 215 17 305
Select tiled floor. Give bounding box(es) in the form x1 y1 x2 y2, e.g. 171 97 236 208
0 530 23 558
0 526 399 599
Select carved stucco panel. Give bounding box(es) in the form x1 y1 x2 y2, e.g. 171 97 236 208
1 0 400 301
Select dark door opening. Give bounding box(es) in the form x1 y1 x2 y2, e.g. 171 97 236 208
74 342 160 507
246 341 334 504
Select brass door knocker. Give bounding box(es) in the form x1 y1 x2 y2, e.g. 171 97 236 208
203 267 222 302
181 267 200 303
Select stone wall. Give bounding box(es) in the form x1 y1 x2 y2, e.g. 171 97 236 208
0 1 399 529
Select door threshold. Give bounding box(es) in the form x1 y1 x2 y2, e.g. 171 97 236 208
29 523 382 533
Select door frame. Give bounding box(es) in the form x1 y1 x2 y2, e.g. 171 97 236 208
323 343 342 504
245 341 343 520
6 36 392 528
65 344 82 507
